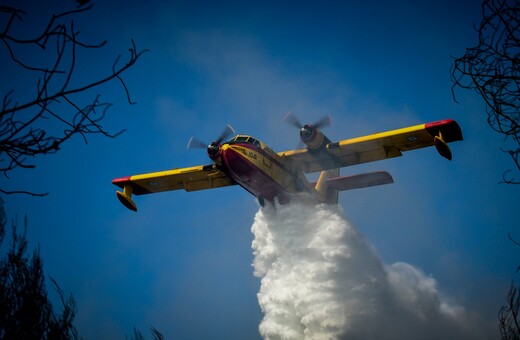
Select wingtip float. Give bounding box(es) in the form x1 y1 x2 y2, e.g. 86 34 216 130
112 117 463 212
113 177 137 212
425 119 463 161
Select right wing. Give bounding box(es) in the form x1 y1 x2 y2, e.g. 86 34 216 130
112 164 235 211
278 119 463 173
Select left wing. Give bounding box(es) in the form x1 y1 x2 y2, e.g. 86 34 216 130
278 119 463 173
112 164 235 211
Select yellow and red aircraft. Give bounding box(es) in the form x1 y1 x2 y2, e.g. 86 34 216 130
112 115 463 211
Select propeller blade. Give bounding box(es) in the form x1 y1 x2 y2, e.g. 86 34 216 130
187 137 208 149
188 124 235 151
283 111 302 129
313 114 332 129
216 124 236 144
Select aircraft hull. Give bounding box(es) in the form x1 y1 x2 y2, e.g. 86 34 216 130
221 143 288 203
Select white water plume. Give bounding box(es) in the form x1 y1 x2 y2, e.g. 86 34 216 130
251 197 489 340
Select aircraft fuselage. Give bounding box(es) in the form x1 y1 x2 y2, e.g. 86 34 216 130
215 137 300 204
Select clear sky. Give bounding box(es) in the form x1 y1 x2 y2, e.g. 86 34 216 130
3 0 519 338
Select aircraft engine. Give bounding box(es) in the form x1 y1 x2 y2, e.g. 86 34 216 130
285 112 332 151
187 124 235 163
207 142 221 159
300 124 326 150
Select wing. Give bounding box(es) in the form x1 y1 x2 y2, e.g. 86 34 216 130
278 119 463 173
112 164 235 211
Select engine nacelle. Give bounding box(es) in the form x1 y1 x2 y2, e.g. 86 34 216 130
300 124 329 150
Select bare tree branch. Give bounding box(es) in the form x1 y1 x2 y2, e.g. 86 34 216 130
0 3 148 197
508 233 520 248
499 281 520 340
451 0 520 184
498 233 520 339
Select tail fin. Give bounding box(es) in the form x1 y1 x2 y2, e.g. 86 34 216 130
314 171 394 204
315 168 340 204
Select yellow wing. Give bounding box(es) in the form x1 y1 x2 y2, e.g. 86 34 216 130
112 164 235 211
278 119 463 173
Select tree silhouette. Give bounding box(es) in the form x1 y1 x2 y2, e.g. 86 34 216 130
130 327 165 340
499 281 520 340
0 203 78 339
499 235 520 340
0 3 166 338
451 0 520 184
0 3 147 196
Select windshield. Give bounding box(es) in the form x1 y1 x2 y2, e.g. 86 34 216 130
227 135 261 147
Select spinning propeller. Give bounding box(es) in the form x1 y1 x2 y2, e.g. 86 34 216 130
283 112 332 150
283 111 332 142
187 124 236 159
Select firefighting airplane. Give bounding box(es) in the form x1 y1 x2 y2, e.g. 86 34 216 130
112 114 462 211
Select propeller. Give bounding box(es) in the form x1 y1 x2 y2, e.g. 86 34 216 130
283 111 303 129
187 124 236 150
187 124 236 160
283 112 332 130
312 114 332 129
284 112 332 143
216 124 236 143
186 137 207 149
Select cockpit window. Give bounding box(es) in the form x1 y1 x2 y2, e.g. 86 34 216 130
227 135 262 147
235 136 249 143
247 137 260 146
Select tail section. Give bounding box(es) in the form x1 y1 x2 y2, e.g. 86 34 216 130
314 171 394 204
315 168 340 204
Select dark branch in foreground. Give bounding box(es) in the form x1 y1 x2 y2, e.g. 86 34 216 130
0 3 148 196
451 0 520 184
498 234 520 339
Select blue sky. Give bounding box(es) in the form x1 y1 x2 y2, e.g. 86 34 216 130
3 0 519 338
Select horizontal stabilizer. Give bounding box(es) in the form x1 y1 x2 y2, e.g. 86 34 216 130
325 171 394 191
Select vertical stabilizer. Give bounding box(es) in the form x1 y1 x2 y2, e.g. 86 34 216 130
315 168 340 204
